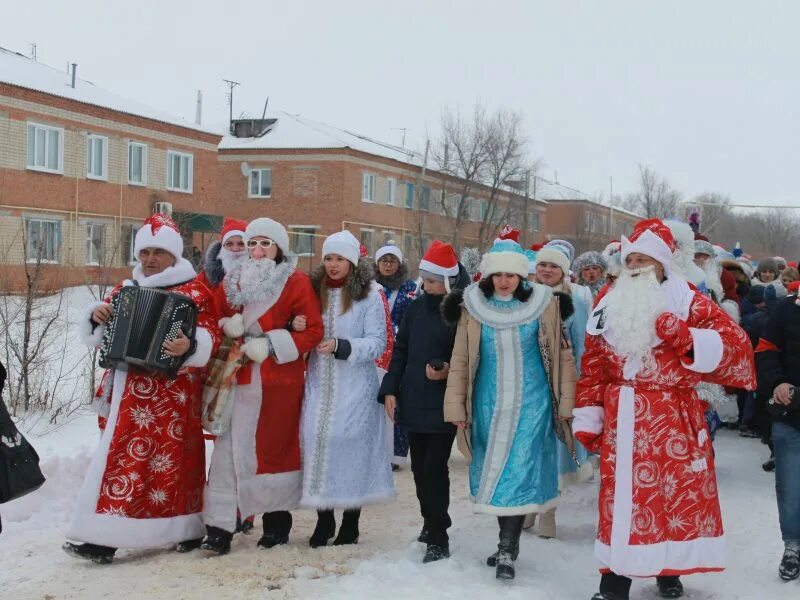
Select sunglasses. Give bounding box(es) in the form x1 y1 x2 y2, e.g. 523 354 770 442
247 239 275 249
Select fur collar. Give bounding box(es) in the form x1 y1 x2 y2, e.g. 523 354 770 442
203 241 225 286
441 288 465 327
128 258 196 289
310 259 374 302
461 282 553 329
374 263 411 291
553 291 574 322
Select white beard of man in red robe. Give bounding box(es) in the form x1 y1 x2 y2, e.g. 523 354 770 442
64 214 220 565
573 218 756 600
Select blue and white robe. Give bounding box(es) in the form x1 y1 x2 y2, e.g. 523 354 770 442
468 295 559 515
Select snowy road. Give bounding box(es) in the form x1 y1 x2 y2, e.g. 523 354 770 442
0 417 793 599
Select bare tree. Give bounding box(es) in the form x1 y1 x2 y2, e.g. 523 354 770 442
691 192 732 236
623 165 681 219
752 208 800 258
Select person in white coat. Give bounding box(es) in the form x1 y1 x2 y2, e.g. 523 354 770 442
301 231 395 547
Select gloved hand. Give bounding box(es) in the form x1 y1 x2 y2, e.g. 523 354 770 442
243 337 272 364
655 313 693 356
222 313 245 339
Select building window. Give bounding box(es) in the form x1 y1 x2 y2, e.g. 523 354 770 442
86 134 108 180
585 211 595 233
86 223 105 265
403 232 415 256
360 228 374 255
123 224 138 265
530 211 540 232
26 122 63 174
25 218 61 263
128 142 147 185
405 183 415 209
479 199 489 221
420 186 431 212
386 178 396 205
249 168 272 198
167 150 193 193
362 173 376 202
382 230 397 246
289 227 317 256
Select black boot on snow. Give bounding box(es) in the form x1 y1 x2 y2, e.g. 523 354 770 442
200 526 233 555
779 547 800 581
762 458 776 472
495 550 515 580
486 546 519 567
175 537 203 553
309 510 336 548
417 527 430 543
62 542 116 565
422 543 450 563
656 575 683 598
258 511 292 549
333 509 361 545
590 594 626 600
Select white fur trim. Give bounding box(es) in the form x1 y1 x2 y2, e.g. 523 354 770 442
479 251 529 278
682 328 724 374
264 328 300 364
418 258 459 277
535 247 570 275
79 301 109 347
129 258 196 288
222 229 245 244
595 536 725 577
720 299 740 323
134 223 183 260
376 245 402 263
573 406 604 436
244 217 290 254
222 313 245 338
183 327 213 368
471 495 559 516
621 229 674 273
67 369 204 548
462 282 552 329
243 337 271 364
301 487 397 510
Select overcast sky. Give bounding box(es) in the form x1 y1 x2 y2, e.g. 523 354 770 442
2 1 798 206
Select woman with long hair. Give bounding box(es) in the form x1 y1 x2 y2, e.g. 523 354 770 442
301 231 394 547
442 240 578 580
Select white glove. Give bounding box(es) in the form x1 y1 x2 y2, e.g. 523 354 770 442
243 337 271 364
222 313 245 338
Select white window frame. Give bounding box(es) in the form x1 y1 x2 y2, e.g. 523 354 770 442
26 122 64 174
166 150 193 193
85 222 105 266
86 134 108 180
386 177 396 205
25 218 61 264
360 228 374 254
362 173 376 202
419 186 431 212
289 225 319 256
124 224 139 265
128 141 148 186
248 168 272 198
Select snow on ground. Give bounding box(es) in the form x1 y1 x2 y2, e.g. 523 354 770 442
0 419 793 600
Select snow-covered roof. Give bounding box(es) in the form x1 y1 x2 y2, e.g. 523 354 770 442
538 179 643 219
0 47 217 135
219 110 424 165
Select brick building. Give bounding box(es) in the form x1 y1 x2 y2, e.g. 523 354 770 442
0 48 220 290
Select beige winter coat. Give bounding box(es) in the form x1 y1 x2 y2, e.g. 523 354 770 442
443 291 578 463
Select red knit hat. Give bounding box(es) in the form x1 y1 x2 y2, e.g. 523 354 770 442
419 240 459 278
621 218 676 271
496 224 521 244
220 217 247 244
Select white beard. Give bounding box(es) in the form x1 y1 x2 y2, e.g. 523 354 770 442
699 259 724 299
605 266 666 363
219 247 247 273
225 258 279 306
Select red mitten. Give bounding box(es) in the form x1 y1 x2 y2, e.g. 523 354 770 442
575 430 603 455
655 313 693 356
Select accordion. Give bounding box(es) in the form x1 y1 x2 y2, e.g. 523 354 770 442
98 286 198 378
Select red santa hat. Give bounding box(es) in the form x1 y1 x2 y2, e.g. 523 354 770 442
495 224 521 244
220 217 247 244
530 243 544 252
621 218 676 272
419 240 459 291
134 213 184 259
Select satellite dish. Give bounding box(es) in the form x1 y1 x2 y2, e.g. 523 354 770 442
240 162 252 177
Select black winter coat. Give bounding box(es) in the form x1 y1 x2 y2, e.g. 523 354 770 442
743 306 770 348
756 295 800 427
378 293 457 434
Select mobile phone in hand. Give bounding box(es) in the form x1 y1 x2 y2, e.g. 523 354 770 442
429 359 445 371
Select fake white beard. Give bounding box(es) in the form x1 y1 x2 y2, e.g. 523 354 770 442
605 266 666 362
226 258 279 306
700 260 724 299
219 247 247 273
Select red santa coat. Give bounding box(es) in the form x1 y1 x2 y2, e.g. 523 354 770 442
203 263 323 532
573 275 755 578
69 259 220 549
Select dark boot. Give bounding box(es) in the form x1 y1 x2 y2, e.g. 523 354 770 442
175 537 203 553
200 525 233 555
309 510 336 548
422 543 450 563
656 575 683 598
597 572 631 600
62 542 116 565
258 511 292 549
417 527 430 543
333 508 361 545
779 547 800 581
495 515 524 580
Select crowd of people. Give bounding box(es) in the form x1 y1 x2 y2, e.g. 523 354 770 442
49 210 798 599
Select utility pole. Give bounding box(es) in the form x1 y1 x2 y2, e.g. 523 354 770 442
222 79 240 132
522 170 531 247
609 175 614 236
391 127 408 148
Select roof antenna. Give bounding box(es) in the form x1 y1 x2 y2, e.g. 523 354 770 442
222 78 241 133
261 97 269 120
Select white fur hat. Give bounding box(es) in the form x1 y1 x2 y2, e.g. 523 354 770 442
534 243 571 276
245 218 290 254
322 230 361 266
134 214 183 259
375 245 403 263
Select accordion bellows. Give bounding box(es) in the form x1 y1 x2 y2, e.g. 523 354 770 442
99 286 198 378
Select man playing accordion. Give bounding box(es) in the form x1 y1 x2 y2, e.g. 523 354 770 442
63 214 220 564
